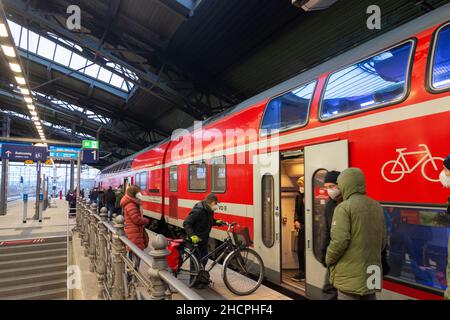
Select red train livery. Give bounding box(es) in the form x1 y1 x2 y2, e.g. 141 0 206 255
97 6 450 300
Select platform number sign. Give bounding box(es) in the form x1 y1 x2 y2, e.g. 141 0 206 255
82 140 99 149
82 149 99 164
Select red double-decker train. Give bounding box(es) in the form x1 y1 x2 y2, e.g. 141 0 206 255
96 5 450 300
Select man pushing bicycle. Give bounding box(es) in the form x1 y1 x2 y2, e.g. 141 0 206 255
183 193 225 288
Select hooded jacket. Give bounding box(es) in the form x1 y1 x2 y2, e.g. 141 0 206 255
325 168 387 296
183 201 219 245
120 194 149 250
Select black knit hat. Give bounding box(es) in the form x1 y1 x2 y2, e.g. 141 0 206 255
324 170 341 184
444 155 450 170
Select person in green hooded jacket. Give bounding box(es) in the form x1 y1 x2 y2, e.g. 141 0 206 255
325 168 387 300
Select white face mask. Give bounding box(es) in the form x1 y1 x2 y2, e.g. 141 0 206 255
327 187 341 200
136 192 142 200
439 170 450 188
211 204 219 211
299 187 305 194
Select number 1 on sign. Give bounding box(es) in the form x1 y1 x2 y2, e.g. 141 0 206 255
91 150 96 161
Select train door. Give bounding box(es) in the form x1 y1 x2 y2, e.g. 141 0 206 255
253 151 281 284
123 178 129 192
280 150 305 293
304 140 348 299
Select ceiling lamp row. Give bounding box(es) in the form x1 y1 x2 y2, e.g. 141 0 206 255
0 15 45 141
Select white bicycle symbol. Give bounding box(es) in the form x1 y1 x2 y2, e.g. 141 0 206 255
381 144 444 183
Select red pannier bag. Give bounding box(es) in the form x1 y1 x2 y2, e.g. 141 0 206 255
166 239 184 272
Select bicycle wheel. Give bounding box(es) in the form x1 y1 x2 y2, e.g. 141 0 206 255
223 248 264 296
422 157 444 182
381 160 405 183
174 248 200 287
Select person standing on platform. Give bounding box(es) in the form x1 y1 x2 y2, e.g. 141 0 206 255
105 186 116 221
320 170 342 299
120 185 150 283
439 155 450 299
115 185 124 216
183 193 224 289
326 168 386 300
292 176 306 282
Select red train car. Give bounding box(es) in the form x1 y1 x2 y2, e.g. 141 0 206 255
97 6 450 300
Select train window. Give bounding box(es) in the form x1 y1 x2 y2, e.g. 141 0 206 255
430 24 450 91
383 205 449 293
188 161 207 192
261 81 316 134
261 174 275 248
138 172 147 190
135 173 140 186
312 169 329 263
320 41 414 120
210 156 226 193
169 166 178 192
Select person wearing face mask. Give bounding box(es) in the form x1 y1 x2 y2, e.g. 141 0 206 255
440 155 450 300
320 171 342 299
183 193 225 288
325 168 387 300
292 176 306 282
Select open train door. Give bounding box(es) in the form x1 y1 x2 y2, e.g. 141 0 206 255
253 151 281 284
304 140 348 299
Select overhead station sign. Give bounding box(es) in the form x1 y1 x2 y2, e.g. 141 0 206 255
82 140 99 149
82 140 99 164
1 144 47 162
48 146 80 161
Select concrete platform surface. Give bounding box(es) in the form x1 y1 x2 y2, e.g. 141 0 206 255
144 231 291 300
0 198 75 241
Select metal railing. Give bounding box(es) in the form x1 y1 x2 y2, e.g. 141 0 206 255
74 198 204 300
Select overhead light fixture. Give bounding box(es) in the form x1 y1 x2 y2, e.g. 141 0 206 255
9 63 21 73
0 23 8 37
30 111 37 116
15 76 26 85
24 97 32 103
1 45 15 57
27 104 35 110
20 87 30 96
32 116 39 121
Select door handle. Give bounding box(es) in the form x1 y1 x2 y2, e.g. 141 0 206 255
307 240 310 249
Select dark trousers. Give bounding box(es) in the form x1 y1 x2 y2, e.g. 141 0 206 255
107 203 115 220
323 269 338 300
187 242 208 270
126 252 141 283
297 229 305 274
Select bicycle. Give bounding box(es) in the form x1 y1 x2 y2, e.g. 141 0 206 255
381 144 444 183
173 222 265 296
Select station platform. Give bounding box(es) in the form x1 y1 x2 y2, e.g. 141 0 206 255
0 198 74 241
71 227 291 300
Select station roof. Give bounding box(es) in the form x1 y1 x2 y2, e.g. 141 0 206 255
0 0 448 167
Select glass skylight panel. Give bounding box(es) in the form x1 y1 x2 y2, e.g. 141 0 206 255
8 20 21 44
84 63 100 78
7 19 137 94
110 73 124 88
97 67 113 83
53 45 72 67
36 37 56 60
69 52 87 70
